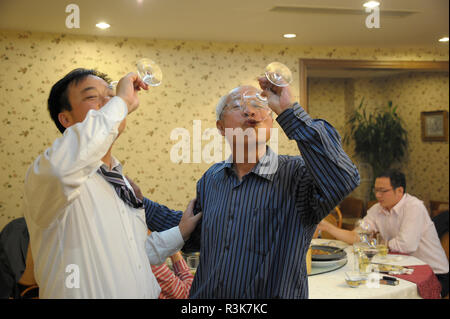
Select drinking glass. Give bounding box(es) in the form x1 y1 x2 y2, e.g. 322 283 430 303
353 242 369 273
109 58 162 90
358 252 370 273
186 252 200 275
186 255 199 269
363 246 378 262
264 62 293 87
355 219 372 245
136 58 162 86
240 89 272 121
352 243 361 272
376 233 389 258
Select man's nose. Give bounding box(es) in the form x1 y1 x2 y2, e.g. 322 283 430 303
242 104 257 116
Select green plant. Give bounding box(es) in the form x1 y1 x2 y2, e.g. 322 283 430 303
344 99 408 188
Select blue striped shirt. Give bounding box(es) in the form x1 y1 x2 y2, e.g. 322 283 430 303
145 103 359 299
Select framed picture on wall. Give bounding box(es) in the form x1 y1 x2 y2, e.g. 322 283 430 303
420 111 448 142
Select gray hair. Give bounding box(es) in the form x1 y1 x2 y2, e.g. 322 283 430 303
215 86 272 121
215 95 229 121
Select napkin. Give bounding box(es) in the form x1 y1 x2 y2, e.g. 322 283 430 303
392 265 442 299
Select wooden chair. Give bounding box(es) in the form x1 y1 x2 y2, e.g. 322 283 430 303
430 200 449 218
17 245 39 298
431 209 449 299
441 232 449 261
339 197 364 230
320 206 343 239
440 232 449 299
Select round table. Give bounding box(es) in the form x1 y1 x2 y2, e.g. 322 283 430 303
308 239 427 299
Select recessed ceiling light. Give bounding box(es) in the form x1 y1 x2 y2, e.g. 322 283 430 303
96 22 110 30
438 37 449 42
283 33 296 39
363 1 380 9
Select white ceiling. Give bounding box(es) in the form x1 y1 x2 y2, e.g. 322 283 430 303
0 0 448 48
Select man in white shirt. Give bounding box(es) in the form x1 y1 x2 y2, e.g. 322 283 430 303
317 169 449 297
23 69 201 298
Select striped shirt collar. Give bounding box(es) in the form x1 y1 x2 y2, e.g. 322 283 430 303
212 146 278 181
100 156 123 174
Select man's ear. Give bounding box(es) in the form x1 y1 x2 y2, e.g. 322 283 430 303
395 186 405 197
58 111 72 129
216 120 225 136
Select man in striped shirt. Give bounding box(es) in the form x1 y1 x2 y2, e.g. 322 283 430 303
143 77 360 298
185 77 360 298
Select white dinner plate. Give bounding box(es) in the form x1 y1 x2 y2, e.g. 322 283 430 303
311 257 347 268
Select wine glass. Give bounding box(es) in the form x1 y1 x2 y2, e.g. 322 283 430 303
240 89 272 121
365 246 379 274
264 62 293 87
355 219 372 245
136 58 162 86
363 246 378 262
109 58 162 90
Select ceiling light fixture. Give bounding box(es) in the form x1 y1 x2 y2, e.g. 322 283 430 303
363 1 380 9
283 33 296 39
438 37 449 42
96 22 110 30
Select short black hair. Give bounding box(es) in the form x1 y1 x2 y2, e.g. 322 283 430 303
47 68 111 133
377 169 406 192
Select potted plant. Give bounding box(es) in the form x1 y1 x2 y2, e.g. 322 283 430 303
344 99 408 199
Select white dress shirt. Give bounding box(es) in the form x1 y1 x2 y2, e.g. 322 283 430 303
23 97 184 298
364 193 449 274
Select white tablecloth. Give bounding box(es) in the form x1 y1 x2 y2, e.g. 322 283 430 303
308 239 427 299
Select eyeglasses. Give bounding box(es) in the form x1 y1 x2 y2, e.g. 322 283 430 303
372 188 393 194
223 90 272 118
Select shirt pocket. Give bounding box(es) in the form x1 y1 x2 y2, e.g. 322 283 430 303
247 208 279 255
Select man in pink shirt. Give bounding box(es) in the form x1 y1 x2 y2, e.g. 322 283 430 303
317 169 449 297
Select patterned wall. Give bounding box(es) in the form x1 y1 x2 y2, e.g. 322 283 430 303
0 29 448 229
310 73 449 205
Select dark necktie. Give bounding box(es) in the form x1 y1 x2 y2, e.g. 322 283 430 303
97 165 143 209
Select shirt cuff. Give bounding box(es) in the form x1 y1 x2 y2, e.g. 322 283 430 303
145 226 185 266
164 226 185 248
99 96 128 122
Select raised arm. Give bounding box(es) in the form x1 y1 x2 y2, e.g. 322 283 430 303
259 77 360 223
24 97 128 227
24 73 148 228
277 104 360 221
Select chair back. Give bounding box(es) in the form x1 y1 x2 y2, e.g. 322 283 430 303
339 197 364 218
441 232 449 261
320 206 343 239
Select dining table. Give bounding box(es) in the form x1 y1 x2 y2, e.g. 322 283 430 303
308 238 439 299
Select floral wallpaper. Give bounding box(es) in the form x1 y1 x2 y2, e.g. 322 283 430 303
309 73 449 206
0 29 448 229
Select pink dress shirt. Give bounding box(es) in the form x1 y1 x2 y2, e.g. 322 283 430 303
364 193 449 274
